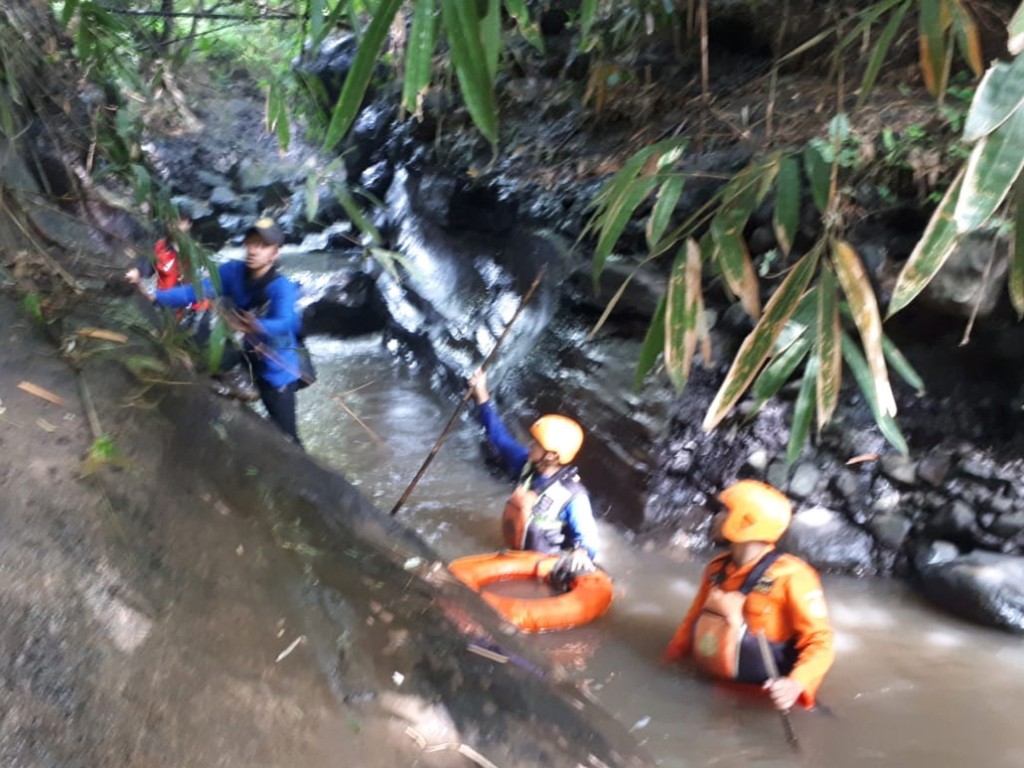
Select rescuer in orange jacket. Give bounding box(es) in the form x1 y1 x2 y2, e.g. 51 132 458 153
662 480 834 711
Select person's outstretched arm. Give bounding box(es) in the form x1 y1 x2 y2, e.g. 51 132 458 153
469 369 529 476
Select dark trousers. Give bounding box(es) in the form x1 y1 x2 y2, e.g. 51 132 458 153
257 378 301 447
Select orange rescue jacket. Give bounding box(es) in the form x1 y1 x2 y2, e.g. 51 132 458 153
664 547 834 708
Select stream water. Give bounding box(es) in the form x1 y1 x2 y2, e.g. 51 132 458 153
281 258 1024 767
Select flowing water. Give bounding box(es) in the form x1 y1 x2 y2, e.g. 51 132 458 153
291 329 1024 768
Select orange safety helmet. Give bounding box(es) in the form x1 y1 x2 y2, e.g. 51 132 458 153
718 480 792 544
529 414 584 465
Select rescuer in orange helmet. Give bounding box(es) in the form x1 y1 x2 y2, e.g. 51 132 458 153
468 369 599 573
663 480 834 711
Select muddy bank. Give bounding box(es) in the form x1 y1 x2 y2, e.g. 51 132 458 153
0 287 651 766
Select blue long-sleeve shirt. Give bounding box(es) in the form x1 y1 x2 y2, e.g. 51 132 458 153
155 260 301 389
476 400 599 559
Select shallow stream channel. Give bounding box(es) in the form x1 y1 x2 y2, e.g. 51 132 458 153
277 252 1024 768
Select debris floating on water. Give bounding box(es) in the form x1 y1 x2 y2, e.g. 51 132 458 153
275 635 305 663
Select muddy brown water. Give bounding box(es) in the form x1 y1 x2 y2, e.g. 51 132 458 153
295 332 1024 768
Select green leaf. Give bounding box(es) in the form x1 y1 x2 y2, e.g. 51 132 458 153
955 104 1024 232
206 313 229 374
664 240 702 390
130 164 151 206
887 168 965 317
402 0 439 116
773 156 800 256
330 183 383 245
504 0 544 52
882 334 925 395
480 0 501 85
592 177 659 287
61 0 80 26
787 354 817 466
634 294 666 390
751 334 812 409
441 0 500 145
815 266 841 428
831 239 896 417
308 0 326 51
803 144 831 214
579 0 598 50
710 161 772 318
305 174 320 222
702 248 821 432
918 0 950 97
324 0 404 148
1011 179 1024 317
646 176 684 251
856 0 912 110
962 55 1024 142
841 332 908 454
1010 1 1024 55
949 0 983 76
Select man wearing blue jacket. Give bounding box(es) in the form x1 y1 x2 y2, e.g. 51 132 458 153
468 369 600 573
153 218 303 445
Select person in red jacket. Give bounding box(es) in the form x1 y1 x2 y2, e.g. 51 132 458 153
663 480 834 711
125 210 194 292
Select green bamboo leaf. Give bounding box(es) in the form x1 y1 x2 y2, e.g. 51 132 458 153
836 0 906 52
402 0 439 116
305 174 320 222
588 138 686 213
949 0 983 76
963 55 1024 142
831 239 897 417
787 354 818 466
664 240 702 390
841 332 908 454
773 156 800 256
592 177 659 289
856 0 913 110
1011 179 1024 317
752 334 812 408
504 0 544 52
206 313 229 374
710 161 770 317
441 0 499 144
480 0 501 85
711 231 761 318
579 0 598 50
918 0 950 96
634 294 667 390
882 334 925 395
324 0 404 148
308 0 326 50
702 249 821 431
130 164 151 206
956 104 1024 232
61 0 81 26
815 266 841 428
887 168 965 317
330 183 382 245
803 144 831 214
646 176 685 251
1010 1 1024 54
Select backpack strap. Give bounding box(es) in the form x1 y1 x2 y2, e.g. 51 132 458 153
710 549 783 592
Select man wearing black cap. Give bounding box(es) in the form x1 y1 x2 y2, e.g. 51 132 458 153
152 217 304 445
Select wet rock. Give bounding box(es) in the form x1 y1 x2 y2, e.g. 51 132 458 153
880 454 917 486
918 229 1010 319
925 500 976 544
869 514 912 552
780 507 875 574
301 272 388 338
917 452 953 487
870 487 902 516
959 457 996 481
765 460 788 491
915 551 1024 634
744 447 769 474
911 539 960 570
989 492 1015 516
989 512 1024 539
788 461 820 499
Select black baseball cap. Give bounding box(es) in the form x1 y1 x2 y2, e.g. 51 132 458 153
244 217 285 246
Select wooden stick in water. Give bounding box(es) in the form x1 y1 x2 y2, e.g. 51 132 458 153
388 265 548 517
756 629 800 750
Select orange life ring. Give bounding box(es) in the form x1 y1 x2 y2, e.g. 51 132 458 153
448 550 613 633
